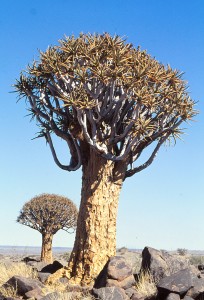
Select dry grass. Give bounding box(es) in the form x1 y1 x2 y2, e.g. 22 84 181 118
0 260 94 299
135 269 157 298
0 261 37 284
0 284 18 298
0 261 38 297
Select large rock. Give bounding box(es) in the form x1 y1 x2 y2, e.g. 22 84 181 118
95 256 135 289
5 275 44 296
92 286 129 300
186 276 204 298
141 247 190 282
157 269 192 297
108 256 133 281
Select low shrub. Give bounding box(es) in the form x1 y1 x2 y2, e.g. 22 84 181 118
177 248 188 256
189 255 204 266
0 261 37 297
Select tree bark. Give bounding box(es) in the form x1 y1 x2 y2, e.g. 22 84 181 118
41 232 53 264
68 148 126 285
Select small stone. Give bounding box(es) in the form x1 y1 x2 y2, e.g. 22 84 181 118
124 287 137 298
131 291 145 300
107 275 135 289
106 278 120 288
25 287 44 300
40 292 61 300
38 272 51 283
183 296 194 300
92 286 129 300
165 293 180 300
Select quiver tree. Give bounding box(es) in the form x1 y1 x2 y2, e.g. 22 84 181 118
15 33 197 284
17 193 78 263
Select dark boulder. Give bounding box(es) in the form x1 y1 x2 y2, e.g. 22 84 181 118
157 269 192 297
40 260 63 274
5 275 44 296
141 247 190 282
186 276 204 298
0 297 22 300
198 265 204 271
22 256 39 263
3 298 21 300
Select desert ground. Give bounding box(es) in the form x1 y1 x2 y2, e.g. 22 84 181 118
1 247 204 300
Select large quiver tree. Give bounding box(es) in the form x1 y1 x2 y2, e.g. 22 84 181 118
15 33 196 284
17 193 78 263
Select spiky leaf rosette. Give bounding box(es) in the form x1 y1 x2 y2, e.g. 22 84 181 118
15 33 197 178
17 194 78 234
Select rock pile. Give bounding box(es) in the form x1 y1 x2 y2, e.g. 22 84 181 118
1 247 204 300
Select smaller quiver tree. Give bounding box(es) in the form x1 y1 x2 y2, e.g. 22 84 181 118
17 193 78 263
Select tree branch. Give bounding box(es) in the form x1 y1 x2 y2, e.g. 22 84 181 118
45 131 81 171
124 133 171 180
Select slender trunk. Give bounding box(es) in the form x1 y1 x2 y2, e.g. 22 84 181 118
68 149 126 285
41 232 53 264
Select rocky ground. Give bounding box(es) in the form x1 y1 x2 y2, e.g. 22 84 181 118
1 247 204 300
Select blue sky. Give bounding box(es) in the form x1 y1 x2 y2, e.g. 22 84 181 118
0 0 203 251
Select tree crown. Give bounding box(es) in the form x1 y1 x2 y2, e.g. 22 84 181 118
17 193 78 235
15 33 197 179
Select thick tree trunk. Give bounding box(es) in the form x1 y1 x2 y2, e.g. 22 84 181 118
68 149 126 285
41 232 53 264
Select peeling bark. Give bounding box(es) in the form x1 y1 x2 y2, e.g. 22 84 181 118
68 149 126 285
41 233 53 263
